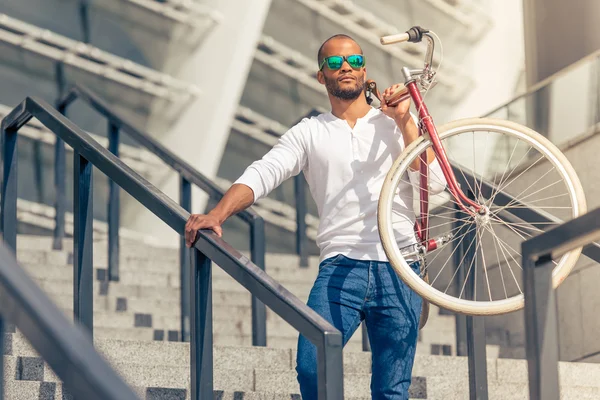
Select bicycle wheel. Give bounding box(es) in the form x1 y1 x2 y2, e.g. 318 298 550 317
378 118 587 315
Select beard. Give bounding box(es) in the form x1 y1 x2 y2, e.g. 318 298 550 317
324 74 365 100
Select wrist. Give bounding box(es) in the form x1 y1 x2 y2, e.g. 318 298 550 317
394 113 412 127
207 209 227 224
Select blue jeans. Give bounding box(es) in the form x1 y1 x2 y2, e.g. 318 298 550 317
295 254 422 399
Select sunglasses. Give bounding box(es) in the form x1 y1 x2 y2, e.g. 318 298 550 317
319 54 365 70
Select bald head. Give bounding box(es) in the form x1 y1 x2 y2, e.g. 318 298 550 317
317 34 363 69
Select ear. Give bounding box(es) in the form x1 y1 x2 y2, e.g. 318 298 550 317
317 70 325 85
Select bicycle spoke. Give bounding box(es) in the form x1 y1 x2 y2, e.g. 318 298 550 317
490 226 509 299
484 224 523 294
458 225 480 299
485 226 523 267
494 205 572 210
496 181 566 212
477 128 492 201
489 145 536 206
422 216 473 232
499 192 570 206
491 184 567 218
471 131 481 200
490 192 570 212
488 138 525 204
391 208 473 232
490 218 544 236
477 227 493 301
490 153 547 204
434 224 477 289
444 225 479 295
446 145 480 197
427 222 477 273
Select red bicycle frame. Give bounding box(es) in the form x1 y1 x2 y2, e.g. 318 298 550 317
405 80 482 248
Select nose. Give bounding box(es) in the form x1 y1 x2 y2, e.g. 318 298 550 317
340 61 352 72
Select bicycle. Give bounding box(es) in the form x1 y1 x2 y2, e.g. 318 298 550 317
370 26 586 317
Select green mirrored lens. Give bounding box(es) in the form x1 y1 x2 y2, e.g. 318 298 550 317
347 55 364 68
326 56 344 70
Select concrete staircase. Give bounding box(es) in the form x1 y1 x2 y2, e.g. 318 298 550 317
5 234 600 399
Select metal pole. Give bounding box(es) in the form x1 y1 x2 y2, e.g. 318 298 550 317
78 0 91 43
524 255 560 400
53 63 67 251
361 322 371 352
295 173 309 267
466 313 488 400
453 202 468 356
179 176 191 343
454 193 488 399
53 138 66 251
107 122 120 282
317 332 344 399
463 191 488 400
0 127 17 253
73 153 94 336
190 248 213 400
0 316 4 400
250 217 267 346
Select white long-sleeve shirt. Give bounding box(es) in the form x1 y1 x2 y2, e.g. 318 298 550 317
234 107 447 262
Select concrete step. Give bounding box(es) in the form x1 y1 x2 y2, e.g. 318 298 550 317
8 376 600 400
6 348 600 400
34 277 181 299
5 380 377 400
15 235 319 271
20 256 321 284
7 333 598 387
2 353 423 398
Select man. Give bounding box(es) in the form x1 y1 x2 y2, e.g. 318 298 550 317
185 34 446 399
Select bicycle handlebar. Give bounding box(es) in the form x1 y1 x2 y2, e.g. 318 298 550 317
380 26 430 46
380 32 410 45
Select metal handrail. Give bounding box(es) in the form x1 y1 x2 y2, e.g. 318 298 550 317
483 48 600 119
54 84 266 345
0 241 139 400
522 206 600 400
0 97 344 399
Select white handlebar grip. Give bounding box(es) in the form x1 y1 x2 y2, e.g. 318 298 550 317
380 32 410 45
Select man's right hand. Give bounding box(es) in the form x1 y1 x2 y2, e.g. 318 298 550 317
185 213 223 247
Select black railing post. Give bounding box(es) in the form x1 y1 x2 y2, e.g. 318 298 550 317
53 138 66 251
523 254 560 400
453 202 468 356
190 247 213 400
317 331 344 399
1 125 18 253
179 176 192 343
78 0 91 43
250 216 267 346
107 122 120 282
462 191 488 400
295 173 308 267
73 153 94 336
361 322 371 352
0 316 4 400
53 62 67 251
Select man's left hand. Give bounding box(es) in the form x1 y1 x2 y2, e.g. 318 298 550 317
380 84 411 124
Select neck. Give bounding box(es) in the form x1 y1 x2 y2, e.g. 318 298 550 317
329 95 372 126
